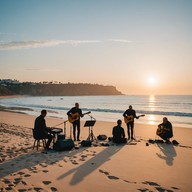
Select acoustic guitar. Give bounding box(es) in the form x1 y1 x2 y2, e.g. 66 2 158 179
68 111 91 123
156 125 170 137
124 114 145 124
156 125 164 137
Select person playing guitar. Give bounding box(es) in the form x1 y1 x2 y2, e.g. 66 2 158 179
67 103 90 141
156 117 173 143
123 105 144 140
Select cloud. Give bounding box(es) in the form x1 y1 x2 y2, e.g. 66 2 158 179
25 68 59 72
109 39 133 43
25 68 43 71
0 40 101 50
0 39 134 50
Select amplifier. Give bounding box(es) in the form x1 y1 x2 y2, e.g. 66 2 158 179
81 140 92 147
53 139 74 151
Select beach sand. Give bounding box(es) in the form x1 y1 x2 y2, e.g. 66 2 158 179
0 110 192 192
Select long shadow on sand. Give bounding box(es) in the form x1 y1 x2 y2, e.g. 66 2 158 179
57 143 125 185
156 143 177 166
0 147 88 179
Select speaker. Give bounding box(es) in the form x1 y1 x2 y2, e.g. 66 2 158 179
81 140 92 147
97 134 107 141
53 139 75 151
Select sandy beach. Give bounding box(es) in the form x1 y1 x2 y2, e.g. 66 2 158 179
0 110 192 192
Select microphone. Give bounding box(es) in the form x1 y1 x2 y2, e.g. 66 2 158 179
88 114 96 121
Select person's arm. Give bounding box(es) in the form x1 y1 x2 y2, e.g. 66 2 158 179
123 110 127 117
134 110 138 119
67 108 72 117
42 118 50 132
79 109 84 117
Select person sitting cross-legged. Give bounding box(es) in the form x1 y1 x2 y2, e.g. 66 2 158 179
157 117 173 143
112 119 127 144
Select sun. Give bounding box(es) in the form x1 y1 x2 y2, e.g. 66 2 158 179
147 76 157 86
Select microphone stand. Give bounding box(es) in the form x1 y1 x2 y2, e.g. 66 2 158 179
64 120 68 138
88 114 96 121
87 115 97 142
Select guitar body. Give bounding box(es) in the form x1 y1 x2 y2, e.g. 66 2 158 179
124 114 145 124
156 125 165 137
68 112 91 123
124 115 134 124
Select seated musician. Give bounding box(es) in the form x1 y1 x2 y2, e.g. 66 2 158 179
112 120 127 144
34 110 54 150
157 117 173 143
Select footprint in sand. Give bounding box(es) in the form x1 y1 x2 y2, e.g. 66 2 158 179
99 169 109 175
99 169 124 181
40 163 48 168
155 186 174 192
2 178 11 184
107 175 119 180
5 186 13 191
18 188 28 192
42 170 49 173
42 181 52 185
142 181 160 187
123 180 137 184
81 155 87 158
71 160 78 165
23 174 31 178
50 187 58 192
143 181 175 192
21 181 27 185
14 178 22 183
18 171 25 175
34 187 44 191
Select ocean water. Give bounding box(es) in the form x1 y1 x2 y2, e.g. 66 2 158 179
0 95 192 128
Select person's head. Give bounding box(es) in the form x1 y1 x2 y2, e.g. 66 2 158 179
75 103 79 108
41 109 47 117
117 119 122 126
129 105 132 110
163 117 168 123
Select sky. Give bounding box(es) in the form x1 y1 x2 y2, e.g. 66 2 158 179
0 0 192 95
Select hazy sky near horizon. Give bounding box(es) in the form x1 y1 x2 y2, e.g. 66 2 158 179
0 0 192 95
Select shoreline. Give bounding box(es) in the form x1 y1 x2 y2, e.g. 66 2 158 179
0 94 192 129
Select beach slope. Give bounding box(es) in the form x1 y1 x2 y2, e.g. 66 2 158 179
0 111 192 192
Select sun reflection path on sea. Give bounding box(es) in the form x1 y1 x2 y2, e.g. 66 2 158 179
148 95 156 124
148 95 155 110
148 114 156 125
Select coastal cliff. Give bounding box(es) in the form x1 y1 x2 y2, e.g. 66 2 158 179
0 81 122 96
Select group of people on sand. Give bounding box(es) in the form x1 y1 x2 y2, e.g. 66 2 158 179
34 103 173 150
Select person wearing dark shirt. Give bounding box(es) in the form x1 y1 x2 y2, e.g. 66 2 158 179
67 103 84 141
123 105 138 140
157 117 173 142
112 119 126 144
34 110 54 150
